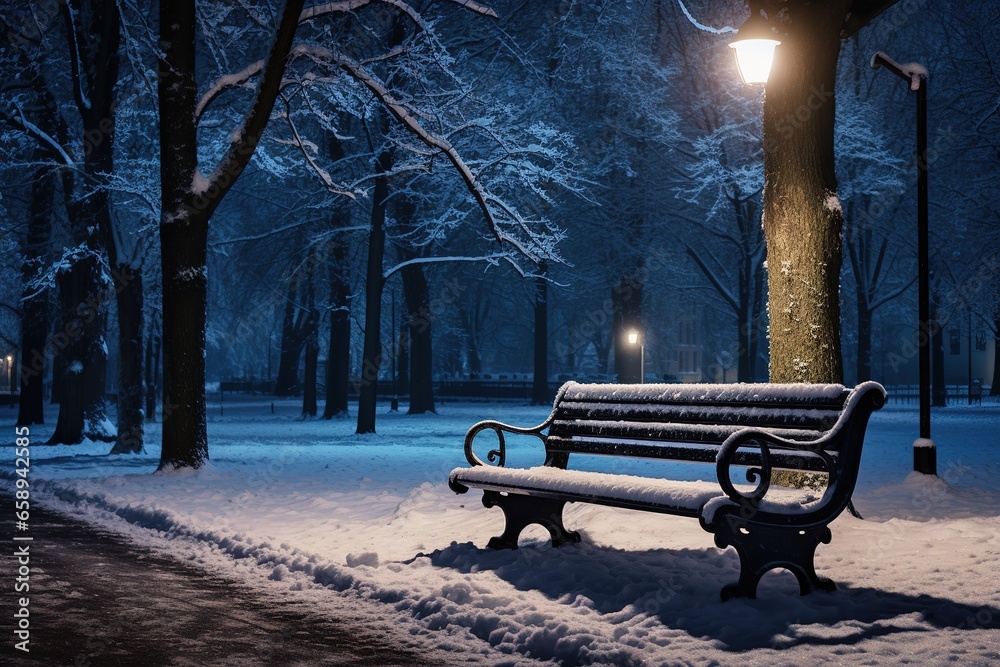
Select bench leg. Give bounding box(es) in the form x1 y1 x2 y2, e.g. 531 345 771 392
712 518 835 601
481 491 582 549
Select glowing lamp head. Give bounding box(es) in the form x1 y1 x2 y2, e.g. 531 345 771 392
729 11 780 85
627 330 640 346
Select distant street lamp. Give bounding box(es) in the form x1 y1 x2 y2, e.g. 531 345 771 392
5 355 11 394
871 51 935 476
627 329 644 384
728 8 780 85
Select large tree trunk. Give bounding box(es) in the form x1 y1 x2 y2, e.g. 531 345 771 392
17 163 55 427
402 262 435 414
157 0 208 468
323 240 351 419
49 0 121 445
157 0 304 470
109 265 144 453
612 274 643 383
762 2 849 383
532 265 549 405
356 150 392 434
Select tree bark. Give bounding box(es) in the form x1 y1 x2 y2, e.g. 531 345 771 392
532 264 549 404
17 163 54 427
761 1 849 383
401 262 435 414
356 150 392 434
323 240 351 419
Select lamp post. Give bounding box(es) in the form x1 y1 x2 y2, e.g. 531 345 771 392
871 51 935 476
627 329 644 384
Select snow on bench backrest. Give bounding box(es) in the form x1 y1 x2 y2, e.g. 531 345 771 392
548 382 852 458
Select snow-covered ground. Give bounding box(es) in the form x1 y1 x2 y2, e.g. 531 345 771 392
6 395 1000 666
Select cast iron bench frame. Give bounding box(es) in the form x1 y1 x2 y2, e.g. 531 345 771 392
449 381 886 600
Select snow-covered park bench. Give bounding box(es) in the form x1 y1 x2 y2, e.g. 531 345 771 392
449 381 886 600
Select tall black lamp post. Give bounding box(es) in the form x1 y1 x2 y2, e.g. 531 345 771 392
871 51 935 475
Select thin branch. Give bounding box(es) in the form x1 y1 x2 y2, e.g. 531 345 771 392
383 253 508 280
675 0 737 35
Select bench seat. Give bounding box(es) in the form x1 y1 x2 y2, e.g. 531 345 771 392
450 465 825 519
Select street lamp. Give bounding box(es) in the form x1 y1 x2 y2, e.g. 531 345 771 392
627 329 644 384
5 355 10 394
729 8 780 85
871 51 935 476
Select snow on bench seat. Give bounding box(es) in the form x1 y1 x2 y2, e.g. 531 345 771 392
450 465 822 520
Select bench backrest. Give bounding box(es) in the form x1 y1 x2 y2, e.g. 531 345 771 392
544 382 878 475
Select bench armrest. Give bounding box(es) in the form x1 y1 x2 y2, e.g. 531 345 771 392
715 427 837 507
463 419 550 467
462 382 576 467
714 381 886 509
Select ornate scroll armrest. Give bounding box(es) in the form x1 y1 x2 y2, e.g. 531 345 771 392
463 418 550 467
715 428 837 507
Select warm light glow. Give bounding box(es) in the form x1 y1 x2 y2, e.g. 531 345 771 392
729 38 780 84
627 330 640 345
5 356 10 364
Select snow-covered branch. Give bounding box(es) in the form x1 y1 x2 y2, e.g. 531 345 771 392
383 252 509 279
675 0 736 35
4 106 75 165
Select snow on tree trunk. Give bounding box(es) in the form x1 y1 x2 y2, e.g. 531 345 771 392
356 150 392 434
17 162 54 427
762 2 849 384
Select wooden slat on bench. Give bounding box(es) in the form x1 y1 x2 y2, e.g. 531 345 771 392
554 402 841 431
560 383 851 408
545 436 834 472
549 420 827 445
